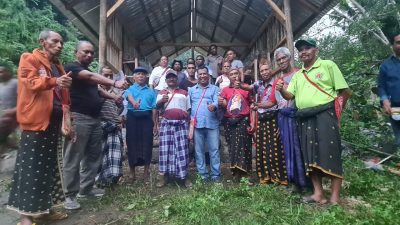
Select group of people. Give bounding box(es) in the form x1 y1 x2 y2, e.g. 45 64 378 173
4 28 399 225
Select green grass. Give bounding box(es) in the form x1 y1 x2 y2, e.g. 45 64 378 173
77 155 400 225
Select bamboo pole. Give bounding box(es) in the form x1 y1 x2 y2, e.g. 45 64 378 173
99 0 107 68
283 0 294 67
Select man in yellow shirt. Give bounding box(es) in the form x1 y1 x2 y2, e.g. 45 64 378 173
277 38 351 205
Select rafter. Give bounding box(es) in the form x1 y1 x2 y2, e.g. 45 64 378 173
265 0 286 25
107 0 125 18
133 42 248 47
211 0 224 42
167 1 179 55
138 0 162 56
65 0 80 9
196 10 249 43
230 0 254 42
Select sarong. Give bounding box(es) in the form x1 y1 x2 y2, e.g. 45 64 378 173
256 111 288 185
224 116 252 174
97 121 123 185
7 113 64 216
159 119 189 179
278 107 308 187
296 102 343 178
126 110 153 167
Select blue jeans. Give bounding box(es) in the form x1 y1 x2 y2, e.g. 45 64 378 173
194 128 220 180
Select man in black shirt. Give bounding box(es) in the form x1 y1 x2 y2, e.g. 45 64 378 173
63 40 127 210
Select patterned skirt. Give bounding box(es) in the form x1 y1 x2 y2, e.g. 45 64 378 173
256 111 288 185
296 102 343 178
224 116 252 174
97 122 124 185
278 108 308 187
158 119 189 179
7 113 64 216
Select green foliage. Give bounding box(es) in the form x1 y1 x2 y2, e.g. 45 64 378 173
0 0 81 73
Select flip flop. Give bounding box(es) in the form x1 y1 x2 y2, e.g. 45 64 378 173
34 212 68 221
302 196 328 204
17 223 36 225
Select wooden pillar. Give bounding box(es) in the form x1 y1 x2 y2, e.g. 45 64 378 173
253 58 258 81
134 57 139 68
283 0 294 67
99 0 107 68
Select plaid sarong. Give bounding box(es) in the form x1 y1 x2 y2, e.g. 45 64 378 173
97 121 123 185
159 119 189 179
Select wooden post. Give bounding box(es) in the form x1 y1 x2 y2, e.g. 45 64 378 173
253 58 258 81
283 0 294 67
99 0 107 69
134 57 139 68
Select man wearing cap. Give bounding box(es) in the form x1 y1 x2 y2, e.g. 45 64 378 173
124 67 157 183
378 33 400 148
63 40 127 210
155 71 191 188
276 38 351 205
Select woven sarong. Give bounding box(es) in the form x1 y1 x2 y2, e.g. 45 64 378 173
224 116 252 174
296 102 343 178
278 107 308 187
256 111 288 185
159 119 189 179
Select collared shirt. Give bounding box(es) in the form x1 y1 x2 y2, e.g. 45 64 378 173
378 55 400 105
287 58 348 109
188 83 220 129
252 79 277 113
124 83 156 111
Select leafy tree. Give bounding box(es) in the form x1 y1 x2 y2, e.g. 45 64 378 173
0 0 81 73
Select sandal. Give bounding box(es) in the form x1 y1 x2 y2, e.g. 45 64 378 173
17 223 36 225
302 196 328 204
33 211 68 221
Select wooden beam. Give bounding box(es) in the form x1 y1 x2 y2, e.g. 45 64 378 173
99 0 107 68
283 0 294 66
138 0 162 56
265 0 286 25
107 0 125 18
134 42 248 47
298 0 319 13
211 0 224 42
230 0 254 43
65 0 80 10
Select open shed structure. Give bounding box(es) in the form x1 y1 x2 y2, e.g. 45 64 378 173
49 0 338 73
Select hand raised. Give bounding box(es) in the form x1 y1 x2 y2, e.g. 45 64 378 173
56 71 72 88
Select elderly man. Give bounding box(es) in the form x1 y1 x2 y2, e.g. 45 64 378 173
378 33 400 148
124 67 157 183
0 64 18 153
97 66 124 188
156 71 191 188
7 30 72 225
276 39 351 204
270 47 308 189
189 67 220 182
63 41 127 210
149 56 170 92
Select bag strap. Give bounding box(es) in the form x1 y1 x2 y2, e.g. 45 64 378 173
164 90 176 109
193 88 207 119
302 72 335 99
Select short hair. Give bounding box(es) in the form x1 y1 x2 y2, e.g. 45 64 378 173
38 30 52 41
198 67 208 74
259 61 271 69
187 62 195 67
100 65 111 73
171 60 183 69
196 55 204 60
75 40 92 52
0 62 12 73
389 33 400 45
274 47 291 60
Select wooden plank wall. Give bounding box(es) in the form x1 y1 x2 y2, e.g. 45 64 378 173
106 15 122 71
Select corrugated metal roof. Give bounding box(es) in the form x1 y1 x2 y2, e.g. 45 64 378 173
50 0 339 66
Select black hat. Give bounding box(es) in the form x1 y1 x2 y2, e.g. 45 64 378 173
133 66 148 74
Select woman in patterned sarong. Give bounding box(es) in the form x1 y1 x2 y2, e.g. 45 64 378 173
219 69 253 182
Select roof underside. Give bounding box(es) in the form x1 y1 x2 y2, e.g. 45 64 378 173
50 0 338 65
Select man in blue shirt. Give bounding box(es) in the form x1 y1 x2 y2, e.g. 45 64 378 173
124 67 157 183
188 67 221 182
378 33 400 147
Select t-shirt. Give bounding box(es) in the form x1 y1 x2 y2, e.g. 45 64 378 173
179 79 197 91
0 78 17 110
252 79 277 113
157 89 189 120
206 55 223 78
100 88 122 124
64 61 104 118
287 58 348 109
269 69 299 109
215 75 230 90
220 87 251 118
148 66 170 91
231 59 244 70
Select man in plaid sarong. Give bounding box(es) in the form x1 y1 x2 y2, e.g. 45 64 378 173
97 66 124 187
156 71 191 188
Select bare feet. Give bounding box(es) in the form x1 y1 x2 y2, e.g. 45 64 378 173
302 195 328 204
